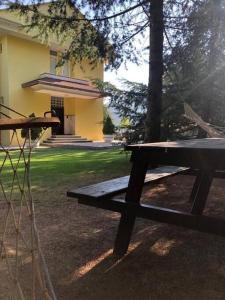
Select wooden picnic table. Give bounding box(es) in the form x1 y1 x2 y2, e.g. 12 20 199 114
114 138 225 256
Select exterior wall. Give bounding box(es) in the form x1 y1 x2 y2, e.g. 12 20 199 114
64 97 103 141
71 60 104 81
0 29 104 144
70 60 104 141
0 36 10 144
0 7 71 50
2 35 51 145
75 98 103 141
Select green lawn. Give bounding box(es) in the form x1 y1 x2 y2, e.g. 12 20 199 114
0 148 131 193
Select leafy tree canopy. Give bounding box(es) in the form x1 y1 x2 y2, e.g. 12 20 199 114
6 0 195 70
7 0 152 69
6 0 225 141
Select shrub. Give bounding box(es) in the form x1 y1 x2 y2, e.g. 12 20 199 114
21 113 42 141
103 115 115 135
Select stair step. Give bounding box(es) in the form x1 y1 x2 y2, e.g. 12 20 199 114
41 143 98 148
48 137 87 140
52 135 81 138
43 134 92 145
47 138 89 142
43 140 92 144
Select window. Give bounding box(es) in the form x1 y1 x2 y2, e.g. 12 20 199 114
50 50 57 75
51 97 64 108
62 60 70 77
50 50 70 77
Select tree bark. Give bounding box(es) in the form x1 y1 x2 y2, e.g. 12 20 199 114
145 0 164 142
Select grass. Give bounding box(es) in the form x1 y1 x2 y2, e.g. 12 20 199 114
2 150 225 299
0 148 131 194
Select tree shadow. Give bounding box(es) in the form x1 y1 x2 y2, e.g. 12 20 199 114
56 221 225 300
53 175 225 300
1 174 225 299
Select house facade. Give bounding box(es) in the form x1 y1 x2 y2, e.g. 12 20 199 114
0 8 104 145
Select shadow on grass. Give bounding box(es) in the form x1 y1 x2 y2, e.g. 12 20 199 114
0 148 131 194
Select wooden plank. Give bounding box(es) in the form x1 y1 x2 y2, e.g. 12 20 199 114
125 139 225 170
191 170 214 215
186 168 225 179
113 155 148 256
67 166 188 201
0 117 60 130
126 138 225 151
78 198 225 237
128 148 225 171
189 170 202 203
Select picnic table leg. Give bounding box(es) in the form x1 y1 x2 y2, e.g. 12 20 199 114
113 154 148 257
189 170 202 203
191 169 214 215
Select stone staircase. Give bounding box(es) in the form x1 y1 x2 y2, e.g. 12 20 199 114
42 135 92 146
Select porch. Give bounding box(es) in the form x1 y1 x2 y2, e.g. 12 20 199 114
22 73 105 140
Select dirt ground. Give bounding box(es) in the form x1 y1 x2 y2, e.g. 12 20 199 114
2 174 225 299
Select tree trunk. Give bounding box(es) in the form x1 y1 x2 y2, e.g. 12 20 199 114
145 0 164 142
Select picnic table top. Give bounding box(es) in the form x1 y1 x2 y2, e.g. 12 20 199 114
0 117 60 130
126 138 225 151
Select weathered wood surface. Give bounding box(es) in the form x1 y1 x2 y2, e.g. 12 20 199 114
67 166 188 201
191 170 214 214
126 138 225 150
186 169 225 178
114 155 148 256
78 197 225 238
69 138 225 257
0 117 60 130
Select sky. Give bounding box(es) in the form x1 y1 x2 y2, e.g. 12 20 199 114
104 62 149 87
104 61 149 125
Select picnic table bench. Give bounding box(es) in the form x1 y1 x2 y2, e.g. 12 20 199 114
68 138 225 257
67 165 188 202
67 165 188 254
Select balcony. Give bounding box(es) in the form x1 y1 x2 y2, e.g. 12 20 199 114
22 73 104 99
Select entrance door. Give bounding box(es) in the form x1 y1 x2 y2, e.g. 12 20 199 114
51 97 64 135
64 115 75 135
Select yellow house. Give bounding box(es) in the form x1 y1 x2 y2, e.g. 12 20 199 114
0 8 104 146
